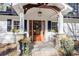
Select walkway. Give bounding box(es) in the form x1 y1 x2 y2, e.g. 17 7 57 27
31 41 60 56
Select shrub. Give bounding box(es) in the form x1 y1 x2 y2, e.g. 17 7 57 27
59 35 74 56
23 44 30 56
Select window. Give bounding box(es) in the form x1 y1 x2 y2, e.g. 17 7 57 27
48 21 51 31
65 3 79 18
0 3 12 11
24 20 27 31
13 21 20 30
48 21 58 32
6 6 11 12
52 22 58 32
0 3 6 11
7 19 12 31
7 20 20 32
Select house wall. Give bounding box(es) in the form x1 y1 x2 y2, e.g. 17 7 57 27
63 18 79 40
64 18 79 23
0 15 19 43
45 18 79 40
0 15 19 32
1 15 79 43
63 23 79 40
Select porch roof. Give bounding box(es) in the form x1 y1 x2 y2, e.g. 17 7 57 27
13 3 73 16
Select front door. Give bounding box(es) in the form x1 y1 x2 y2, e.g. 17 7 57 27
29 20 45 42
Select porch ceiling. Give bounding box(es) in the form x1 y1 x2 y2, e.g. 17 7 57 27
24 7 58 20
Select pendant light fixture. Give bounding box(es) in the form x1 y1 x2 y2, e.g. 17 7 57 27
38 8 42 17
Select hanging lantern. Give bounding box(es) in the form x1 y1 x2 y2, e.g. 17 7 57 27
38 11 42 17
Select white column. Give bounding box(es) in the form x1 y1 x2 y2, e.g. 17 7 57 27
58 12 64 34
17 12 24 54
27 20 29 37
45 20 48 42
19 12 24 33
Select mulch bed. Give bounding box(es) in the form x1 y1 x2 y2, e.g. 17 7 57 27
0 43 17 56
74 40 79 51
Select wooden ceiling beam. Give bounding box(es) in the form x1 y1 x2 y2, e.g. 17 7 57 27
23 3 61 14
23 3 44 14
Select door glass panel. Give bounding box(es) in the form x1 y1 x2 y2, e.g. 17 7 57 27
29 20 45 42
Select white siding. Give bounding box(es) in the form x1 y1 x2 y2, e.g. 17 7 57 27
63 23 79 40
0 21 7 32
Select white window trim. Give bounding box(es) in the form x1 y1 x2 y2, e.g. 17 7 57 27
7 20 20 32
7 19 28 34
12 20 20 30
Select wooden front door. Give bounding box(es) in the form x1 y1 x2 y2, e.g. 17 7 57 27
29 20 45 42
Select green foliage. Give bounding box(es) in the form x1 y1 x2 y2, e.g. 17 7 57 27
11 27 20 33
60 35 74 56
23 45 30 56
22 37 31 56
51 29 56 32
